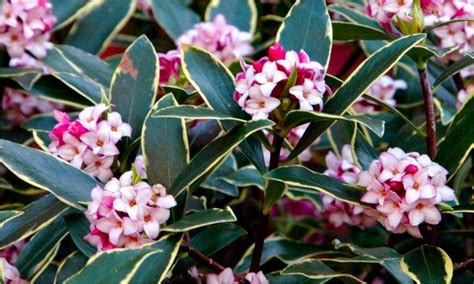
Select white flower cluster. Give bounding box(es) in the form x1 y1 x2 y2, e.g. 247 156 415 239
48 104 131 182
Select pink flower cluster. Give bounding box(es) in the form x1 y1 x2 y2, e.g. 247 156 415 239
367 0 414 31
177 14 254 64
322 145 378 228
359 148 456 237
158 50 181 84
0 0 56 67
353 75 407 114
2 87 63 125
0 242 27 284
234 43 328 120
48 104 131 182
84 171 177 251
206 268 268 284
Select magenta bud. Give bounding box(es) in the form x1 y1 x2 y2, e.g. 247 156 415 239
405 164 419 174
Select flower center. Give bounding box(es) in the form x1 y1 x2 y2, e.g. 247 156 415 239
111 126 117 131
392 169 399 175
413 183 419 190
129 200 137 206
144 215 152 222
95 161 102 167
416 204 424 210
259 101 266 108
96 140 104 147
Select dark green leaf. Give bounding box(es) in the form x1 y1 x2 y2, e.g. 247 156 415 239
110 35 159 139
401 245 453 284
205 0 257 34
265 165 364 204
263 179 287 214
281 259 363 283
55 252 88 284
351 127 379 170
221 166 265 189
16 215 68 280
51 0 90 30
0 139 98 209
288 34 426 161
201 155 239 197
182 45 267 173
65 0 135 54
170 120 273 196
22 113 78 133
142 94 188 189
328 4 381 29
332 21 393 41
0 68 41 90
407 46 458 65
151 0 200 40
161 85 198 104
64 248 162 284
0 195 68 249
436 96 474 176
0 210 19 223
162 207 237 232
65 214 97 257
153 105 247 122
277 0 332 68
433 53 474 90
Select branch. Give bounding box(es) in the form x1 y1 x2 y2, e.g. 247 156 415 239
418 66 437 158
454 258 474 273
181 241 226 272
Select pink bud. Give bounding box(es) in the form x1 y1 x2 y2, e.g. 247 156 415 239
268 43 286 61
405 164 419 174
388 181 404 192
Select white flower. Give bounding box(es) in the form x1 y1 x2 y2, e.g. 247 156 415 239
243 86 281 119
98 112 132 143
290 79 324 111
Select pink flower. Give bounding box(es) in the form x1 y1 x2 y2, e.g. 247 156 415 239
254 61 288 96
56 132 88 168
80 129 120 156
245 271 269 284
354 75 406 114
289 78 324 111
82 151 114 182
158 50 181 84
206 268 236 284
243 86 281 120
0 0 56 67
133 155 147 179
0 258 28 284
98 112 132 143
408 200 442 226
78 104 108 131
177 14 254 64
402 169 436 204
0 242 26 265
84 171 177 250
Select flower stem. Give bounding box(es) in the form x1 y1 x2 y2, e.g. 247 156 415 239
418 66 437 158
250 134 284 272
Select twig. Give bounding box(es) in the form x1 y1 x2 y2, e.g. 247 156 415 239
454 258 474 273
418 66 437 158
250 134 284 272
181 241 227 272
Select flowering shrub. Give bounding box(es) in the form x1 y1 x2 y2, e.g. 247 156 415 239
0 0 473 283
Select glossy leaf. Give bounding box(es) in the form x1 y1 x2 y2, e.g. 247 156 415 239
401 245 453 284
182 43 267 174
283 110 385 137
328 4 382 29
0 140 98 209
201 155 239 197
235 237 329 274
263 179 287 214
0 68 41 90
433 53 474 90
161 85 198 104
205 0 257 34
30 77 94 108
65 214 97 257
162 207 237 232
22 112 78 133
55 252 88 284
265 165 364 205
16 216 68 280
130 234 183 284
332 21 393 41
110 35 159 139
142 94 188 189
65 0 135 54
0 195 68 249
351 127 379 170
281 260 363 283
407 46 458 65
151 0 200 40
436 96 474 177
221 166 265 189
288 34 426 161
51 0 91 30
153 105 247 122
276 0 332 68
169 119 273 196
64 248 162 284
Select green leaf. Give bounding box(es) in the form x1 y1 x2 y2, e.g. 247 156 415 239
265 165 364 205
205 0 257 34
407 46 458 65
55 252 88 284
436 96 474 177
0 210 19 223
153 105 247 122
151 0 200 40
276 0 332 68
65 0 135 54
332 240 412 284
351 127 379 170
22 112 78 133
130 234 183 284
328 4 382 29
110 35 159 140
235 237 329 274
182 45 267 173
170 119 274 196
34 263 58 284
16 216 68 280
65 214 97 257
263 179 287 214
51 0 91 31
221 166 265 189
162 207 237 232
174 223 247 273
201 155 239 197
0 139 98 209
267 272 324 283
0 68 41 90
161 85 198 104
281 260 364 283
64 248 162 284
434 98 457 126
433 53 474 91
401 245 453 284
332 21 393 41
288 34 426 161
0 195 68 249
29 77 94 108
283 110 385 137
142 94 188 189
